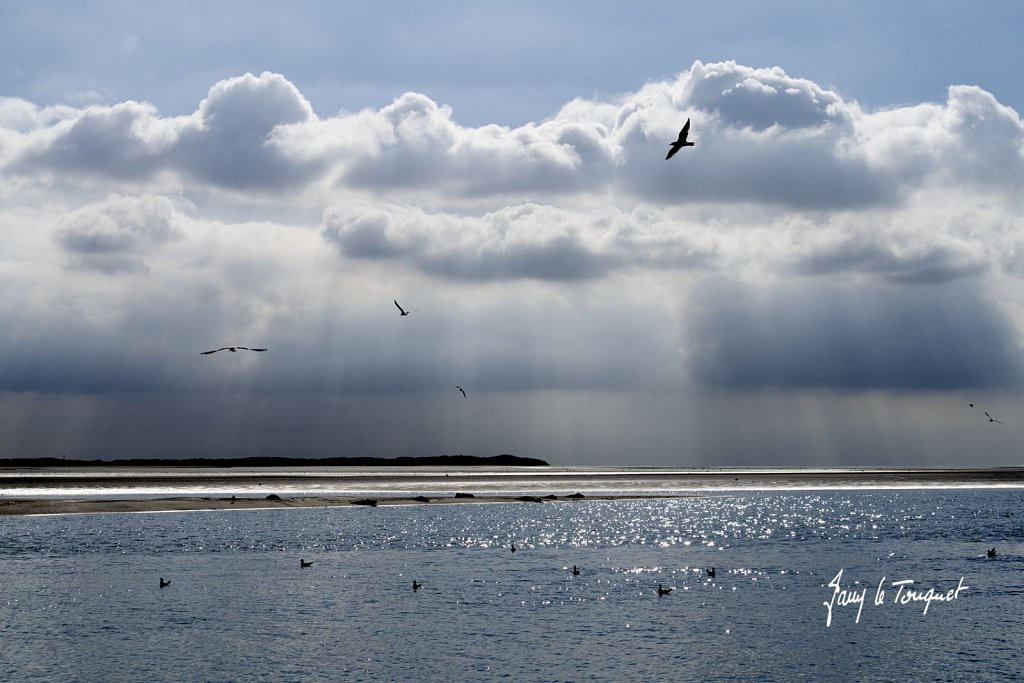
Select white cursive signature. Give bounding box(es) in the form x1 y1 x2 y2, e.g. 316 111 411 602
823 569 968 627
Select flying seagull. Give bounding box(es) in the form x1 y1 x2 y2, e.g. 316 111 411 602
201 346 267 355
665 118 694 160
457 385 466 398
395 299 419 316
985 411 1003 424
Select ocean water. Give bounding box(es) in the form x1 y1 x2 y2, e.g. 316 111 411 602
1 490 1021 682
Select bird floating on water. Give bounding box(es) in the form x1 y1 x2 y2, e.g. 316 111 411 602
572 566 581 576
456 386 466 398
707 567 716 579
394 300 418 316
510 542 516 553
300 559 313 568
159 578 171 588
657 584 673 596
987 547 997 558
201 346 267 355
412 580 422 591
665 118 694 160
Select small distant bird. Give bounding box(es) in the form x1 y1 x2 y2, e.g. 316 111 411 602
985 412 1003 424
969 403 975 408
300 559 313 568
707 567 716 579
394 300 418 316
987 547 997 558
412 580 422 591
456 385 466 398
572 565 581 576
657 584 673 596
159 578 171 588
510 542 517 553
201 346 267 355
665 118 694 160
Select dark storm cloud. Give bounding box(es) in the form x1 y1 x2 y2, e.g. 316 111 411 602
686 277 1024 390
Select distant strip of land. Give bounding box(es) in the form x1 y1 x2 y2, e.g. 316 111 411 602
0 454 549 468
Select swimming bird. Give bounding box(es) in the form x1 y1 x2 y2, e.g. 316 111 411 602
200 346 267 355
707 567 716 578
394 300 418 316
300 559 313 568
657 584 673 596
665 118 694 160
985 411 1003 424
510 542 516 553
572 565 581 576
456 385 466 398
412 580 422 591
987 547 997 558
159 578 171 588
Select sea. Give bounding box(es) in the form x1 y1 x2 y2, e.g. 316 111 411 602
1 479 1022 681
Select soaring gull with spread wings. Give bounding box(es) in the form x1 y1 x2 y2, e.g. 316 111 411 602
200 346 267 355
665 118 694 160
395 300 419 316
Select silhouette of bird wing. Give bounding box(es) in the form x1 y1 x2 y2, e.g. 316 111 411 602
395 299 407 314
237 347 267 352
201 348 230 355
457 386 466 398
665 119 692 160
985 412 1003 423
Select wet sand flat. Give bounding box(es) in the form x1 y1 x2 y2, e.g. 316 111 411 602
2 466 1022 515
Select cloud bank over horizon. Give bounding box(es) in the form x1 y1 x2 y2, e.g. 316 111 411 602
2 60 1023 464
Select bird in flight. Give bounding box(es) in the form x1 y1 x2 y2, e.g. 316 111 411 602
665 118 694 160
985 411 1003 424
200 346 267 355
395 300 419 316
456 386 466 398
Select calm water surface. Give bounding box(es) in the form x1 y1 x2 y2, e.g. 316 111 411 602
1 490 1022 681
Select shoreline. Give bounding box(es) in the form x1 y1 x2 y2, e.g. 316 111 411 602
0 493 662 517
2 466 1022 516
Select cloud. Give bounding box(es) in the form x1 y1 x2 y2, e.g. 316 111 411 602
321 201 718 281
171 71 324 189
685 277 1024 390
5 72 324 190
54 194 180 273
4 62 1023 215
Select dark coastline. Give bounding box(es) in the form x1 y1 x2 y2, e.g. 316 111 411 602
0 454 550 468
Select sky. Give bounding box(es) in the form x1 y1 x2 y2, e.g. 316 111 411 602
2 1 1024 466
